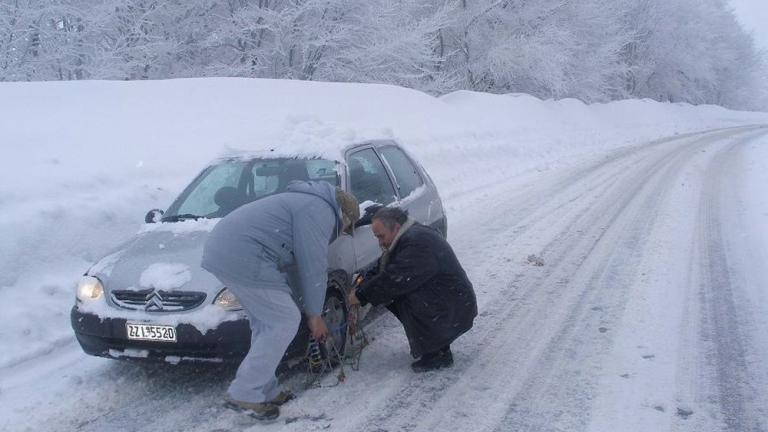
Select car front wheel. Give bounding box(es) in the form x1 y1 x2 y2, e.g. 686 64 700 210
321 277 348 359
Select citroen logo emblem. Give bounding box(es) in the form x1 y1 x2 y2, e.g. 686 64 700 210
145 291 165 311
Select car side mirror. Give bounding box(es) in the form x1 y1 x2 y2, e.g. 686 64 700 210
354 204 384 228
145 209 164 223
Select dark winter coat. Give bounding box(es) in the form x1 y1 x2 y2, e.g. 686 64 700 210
355 223 477 358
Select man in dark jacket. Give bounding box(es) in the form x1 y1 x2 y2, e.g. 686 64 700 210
348 207 477 372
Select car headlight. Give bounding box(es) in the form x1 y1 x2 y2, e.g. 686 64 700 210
213 288 243 311
77 276 104 302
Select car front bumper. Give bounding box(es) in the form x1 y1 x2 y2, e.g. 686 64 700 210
70 306 251 363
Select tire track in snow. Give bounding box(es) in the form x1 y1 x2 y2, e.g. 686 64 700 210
695 131 768 432
319 127 766 432
412 129 752 432
484 129 758 432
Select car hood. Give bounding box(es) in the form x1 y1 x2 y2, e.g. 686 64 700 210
88 220 221 297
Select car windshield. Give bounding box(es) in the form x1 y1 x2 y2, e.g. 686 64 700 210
163 158 340 220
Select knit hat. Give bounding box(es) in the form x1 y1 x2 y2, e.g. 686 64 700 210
336 188 360 234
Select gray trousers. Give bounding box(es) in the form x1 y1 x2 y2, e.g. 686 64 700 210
222 278 301 403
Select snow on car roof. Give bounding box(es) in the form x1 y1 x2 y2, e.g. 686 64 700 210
211 125 399 163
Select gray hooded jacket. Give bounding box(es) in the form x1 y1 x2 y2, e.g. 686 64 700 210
201 181 342 316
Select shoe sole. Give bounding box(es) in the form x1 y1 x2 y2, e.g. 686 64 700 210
223 401 280 421
411 362 454 373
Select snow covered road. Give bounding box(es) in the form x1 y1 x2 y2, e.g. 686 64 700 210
2 126 768 432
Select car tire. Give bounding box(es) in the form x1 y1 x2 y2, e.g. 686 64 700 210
321 274 349 360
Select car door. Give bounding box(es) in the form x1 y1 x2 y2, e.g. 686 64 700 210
346 146 399 271
375 144 435 226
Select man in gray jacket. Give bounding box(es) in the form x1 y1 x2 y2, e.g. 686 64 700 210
201 180 358 420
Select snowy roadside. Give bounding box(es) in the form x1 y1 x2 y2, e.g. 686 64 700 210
1 78 767 372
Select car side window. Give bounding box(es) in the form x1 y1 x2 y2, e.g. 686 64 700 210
347 148 397 205
306 160 340 185
378 146 424 198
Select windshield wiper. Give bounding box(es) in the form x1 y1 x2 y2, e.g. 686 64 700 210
161 213 206 222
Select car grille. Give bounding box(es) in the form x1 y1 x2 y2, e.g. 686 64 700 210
110 289 207 312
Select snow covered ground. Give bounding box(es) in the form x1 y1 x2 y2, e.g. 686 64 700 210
1 78 767 432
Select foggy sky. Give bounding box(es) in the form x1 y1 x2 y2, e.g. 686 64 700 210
730 0 768 54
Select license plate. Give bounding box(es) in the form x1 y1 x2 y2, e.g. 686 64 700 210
126 323 177 342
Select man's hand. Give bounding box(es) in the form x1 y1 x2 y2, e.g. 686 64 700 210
348 291 361 307
307 315 329 342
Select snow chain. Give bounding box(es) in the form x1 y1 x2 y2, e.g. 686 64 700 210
343 303 369 371
304 301 369 389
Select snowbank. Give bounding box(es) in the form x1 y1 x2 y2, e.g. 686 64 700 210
0 77 766 369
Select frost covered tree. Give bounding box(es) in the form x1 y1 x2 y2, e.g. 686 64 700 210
323 1 460 93
0 0 765 109
618 0 763 109
88 0 181 79
705 1 765 110
0 0 94 81
0 0 40 81
621 0 718 103
438 0 630 101
194 0 458 92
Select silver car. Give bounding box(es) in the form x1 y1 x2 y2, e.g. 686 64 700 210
71 139 447 364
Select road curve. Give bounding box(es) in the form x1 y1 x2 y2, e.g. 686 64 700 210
2 126 767 432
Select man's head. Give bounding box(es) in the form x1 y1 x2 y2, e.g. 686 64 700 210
336 188 360 234
371 207 408 249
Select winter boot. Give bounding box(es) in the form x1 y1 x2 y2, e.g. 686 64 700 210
224 396 280 421
411 346 453 372
270 390 296 406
